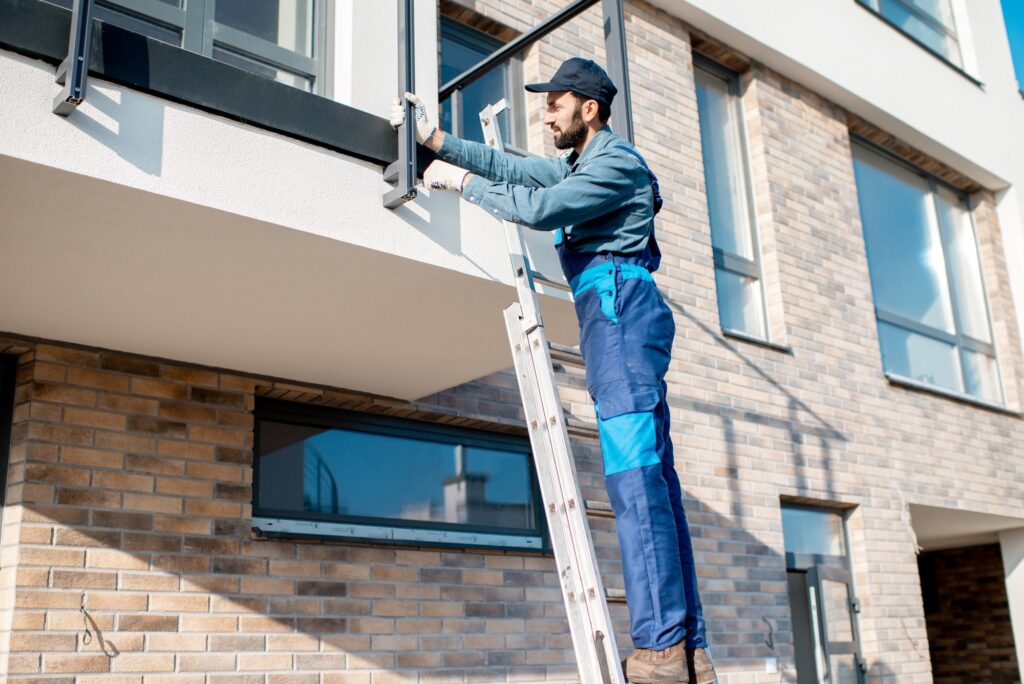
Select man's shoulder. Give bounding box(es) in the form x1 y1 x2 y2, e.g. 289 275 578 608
587 141 648 175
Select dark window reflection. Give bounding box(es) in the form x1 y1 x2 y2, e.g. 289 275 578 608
258 419 537 532
440 19 512 144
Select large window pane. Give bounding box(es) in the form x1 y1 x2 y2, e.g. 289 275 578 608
878 0 961 65
257 418 538 534
830 655 861 684
44 0 322 92
440 21 514 145
695 61 768 341
212 46 312 91
853 145 955 332
935 186 990 343
695 68 755 260
44 0 182 46
961 349 1002 404
781 507 847 558
853 142 1002 404
905 0 956 27
214 0 314 56
715 269 766 338
877 320 962 391
820 578 855 642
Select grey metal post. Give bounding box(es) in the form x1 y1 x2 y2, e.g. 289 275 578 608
383 0 418 208
602 0 633 143
52 0 94 116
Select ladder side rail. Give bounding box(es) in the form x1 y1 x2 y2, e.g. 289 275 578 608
503 305 610 684
522 323 624 682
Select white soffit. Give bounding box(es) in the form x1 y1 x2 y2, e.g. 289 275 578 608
909 503 1024 551
0 155 579 400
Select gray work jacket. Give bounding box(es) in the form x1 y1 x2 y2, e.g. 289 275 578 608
436 125 655 255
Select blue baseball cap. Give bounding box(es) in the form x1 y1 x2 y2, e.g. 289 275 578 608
525 57 618 105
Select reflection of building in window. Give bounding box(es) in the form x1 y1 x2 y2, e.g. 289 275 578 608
857 0 963 67
441 445 531 528
303 443 341 514
43 0 325 92
255 408 542 549
694 56 768 341
852 142 1003 404
439 17 524 145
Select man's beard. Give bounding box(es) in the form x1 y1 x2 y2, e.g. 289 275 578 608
553 104 587 150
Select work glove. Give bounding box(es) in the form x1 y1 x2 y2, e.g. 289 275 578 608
423 159 470 192
389 91 436 144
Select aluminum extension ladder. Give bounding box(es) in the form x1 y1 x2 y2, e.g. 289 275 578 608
477 100 627 684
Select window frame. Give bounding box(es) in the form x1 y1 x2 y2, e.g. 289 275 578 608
252 397 549 553
47 0 328 93
854 0 981 85
693 54 771 344
850 137 1006 407
439 17 525 147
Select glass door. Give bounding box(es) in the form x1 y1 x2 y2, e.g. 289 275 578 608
808 565 865 683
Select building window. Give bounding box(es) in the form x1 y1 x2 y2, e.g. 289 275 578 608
782 504 865 684
0 355 16 549
851 141 1004 405
857 0 963 68
694 56 769 341
43 0 326 92
253 399 545 551
439 18 524 146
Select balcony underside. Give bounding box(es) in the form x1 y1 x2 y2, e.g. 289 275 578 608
0 155 579 400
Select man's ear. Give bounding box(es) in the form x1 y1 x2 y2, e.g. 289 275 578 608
583 99 599 124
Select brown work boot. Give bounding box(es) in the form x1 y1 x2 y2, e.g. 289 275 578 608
623 641 687 683
686 647 717 684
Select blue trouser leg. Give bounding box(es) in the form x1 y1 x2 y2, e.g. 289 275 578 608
602 392 688 650
560 250 708 652
655 383 707 649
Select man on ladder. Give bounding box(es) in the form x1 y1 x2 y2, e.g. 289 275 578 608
391 57 716 684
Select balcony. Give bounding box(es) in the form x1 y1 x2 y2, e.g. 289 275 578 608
0 0 580 400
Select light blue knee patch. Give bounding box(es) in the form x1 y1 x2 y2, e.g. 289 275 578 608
596 405 660 476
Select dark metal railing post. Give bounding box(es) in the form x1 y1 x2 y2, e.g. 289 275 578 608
383 0 418 208
52 0 94 116
602 0 633 143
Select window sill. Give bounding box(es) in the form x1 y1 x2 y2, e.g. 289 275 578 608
252 516 551 554
854 1 984 88
0 0 396 166
883 371 1021 417
722 328 794 355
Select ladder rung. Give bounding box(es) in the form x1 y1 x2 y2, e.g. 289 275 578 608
605 588 627 604
584 500 615 519
549 342 585 369
566 419 599 440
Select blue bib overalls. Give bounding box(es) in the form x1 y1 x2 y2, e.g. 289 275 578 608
556 168 707 652
438 127 709 652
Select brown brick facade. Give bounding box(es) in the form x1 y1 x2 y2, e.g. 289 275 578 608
1 0 1023 682
919 544 1021 684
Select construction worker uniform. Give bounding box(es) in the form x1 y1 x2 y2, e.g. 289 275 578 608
437 125 708 654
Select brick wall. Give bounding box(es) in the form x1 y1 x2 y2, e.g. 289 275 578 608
1 342 618 683
919 544 1021 684
1 0 1024 682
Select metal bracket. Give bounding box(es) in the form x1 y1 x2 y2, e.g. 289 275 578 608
383 0 418 208
53 0 94 116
